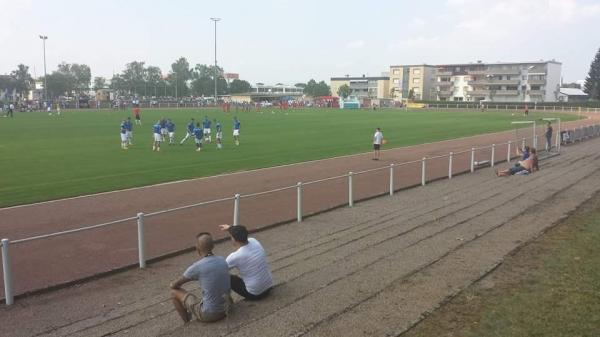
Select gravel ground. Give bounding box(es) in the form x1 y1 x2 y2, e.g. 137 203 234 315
1 137 600 337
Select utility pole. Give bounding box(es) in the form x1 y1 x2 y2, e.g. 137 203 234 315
210 17 221 105
39 35 48 102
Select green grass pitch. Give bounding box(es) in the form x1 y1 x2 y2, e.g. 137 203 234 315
0 108 578 207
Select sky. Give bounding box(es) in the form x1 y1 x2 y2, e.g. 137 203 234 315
1 0 600 84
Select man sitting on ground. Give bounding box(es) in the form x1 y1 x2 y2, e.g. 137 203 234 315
219 224 273 301
170 232 231 324
497 148 538 176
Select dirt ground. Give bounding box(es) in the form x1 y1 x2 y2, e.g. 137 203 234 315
1 130 600 336
0 114 597 299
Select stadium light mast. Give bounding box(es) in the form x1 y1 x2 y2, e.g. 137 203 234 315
39 35 48 102
210 17 221 105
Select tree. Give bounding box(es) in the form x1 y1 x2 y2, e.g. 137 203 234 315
56 63 91 95
10 64 33 98
122 61 146 95
303 79 330 97
294 83 306 89
229 79 252 94
46 71 75 98
408 88 415 101
93 77 106 91
337 84 351 98
190 64 228 96
584 47 600 100
170 57 192 97
145 66 162 96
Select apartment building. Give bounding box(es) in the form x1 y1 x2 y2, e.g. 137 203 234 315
389 65 437 100
330 75 390 99
435 60 562 102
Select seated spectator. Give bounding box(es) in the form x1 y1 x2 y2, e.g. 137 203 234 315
170 233 231 324
516 145 530 160
219 224 273 301
497 148 538 176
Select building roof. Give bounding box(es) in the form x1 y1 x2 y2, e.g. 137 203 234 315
330 76 389 81
435 60 561 67
559 88 588 96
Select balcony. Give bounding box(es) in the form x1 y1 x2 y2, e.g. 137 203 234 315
436 81 454 87
437 71 453 76
494 90 519 96
468 90 490 96
468 79 520 86
527 79 545 85
530 90 545 96
468 69 521 76
437 90 453 96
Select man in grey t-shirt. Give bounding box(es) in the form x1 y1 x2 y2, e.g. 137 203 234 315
170 232 231 323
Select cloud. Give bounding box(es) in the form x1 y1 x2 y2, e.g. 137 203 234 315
346 40 365 49
388 36 441 50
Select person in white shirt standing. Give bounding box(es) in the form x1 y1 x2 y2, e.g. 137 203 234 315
219 224 273 301
373 127 383 160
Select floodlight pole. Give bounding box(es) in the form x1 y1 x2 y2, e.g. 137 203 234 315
39 35 48 102
211 18 221 105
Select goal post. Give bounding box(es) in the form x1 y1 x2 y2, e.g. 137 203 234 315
511 121 536 150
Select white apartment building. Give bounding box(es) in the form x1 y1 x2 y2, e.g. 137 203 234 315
435 60 562 103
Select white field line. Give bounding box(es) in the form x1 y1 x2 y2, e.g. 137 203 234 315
0 118 591 211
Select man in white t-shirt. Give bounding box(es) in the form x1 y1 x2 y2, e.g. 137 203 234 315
219 224 273 300
373 127 383 160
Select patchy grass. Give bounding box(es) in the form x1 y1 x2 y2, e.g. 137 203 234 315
403 192 600 337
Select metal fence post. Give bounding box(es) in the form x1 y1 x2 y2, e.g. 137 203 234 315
521 138 526 150
470 148 475 172
448 152 453 179
348 172 354 207
296 182 303 222
491 144 495 167
507 140 512 162
233 194 240 226
1 238 13 305
534 134 538 149
421 157 426 186
389 164 394 196
136 213 146 269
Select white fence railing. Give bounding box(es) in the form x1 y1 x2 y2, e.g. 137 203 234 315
2 124 600 305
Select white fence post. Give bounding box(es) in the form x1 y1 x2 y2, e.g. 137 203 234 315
348 172 354 207
421 157 426 186
296 182 303 223
137 213 146 269
470 148 475 172
389 164 394 196
233 194 240 226
521 138 526 150
534 134 538 149
491 144 495 167
507 140 512 162
1 238 13 305
448 152 453 179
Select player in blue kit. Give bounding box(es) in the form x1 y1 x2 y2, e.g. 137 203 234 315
166 119 176 145
159 118 168 141
233 117 241 146
215 121 223 149
120 120 129 150
180 118 195 145
125 117 133 146
153 121 162 151
193 122 203 152
203 116 212 143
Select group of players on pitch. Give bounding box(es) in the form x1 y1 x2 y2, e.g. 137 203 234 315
120 114 241 152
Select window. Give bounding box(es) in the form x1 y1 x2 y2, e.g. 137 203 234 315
413 87 420 92
393 69 400 75
413 78 420 84
413 68 421 75
393 79 400 85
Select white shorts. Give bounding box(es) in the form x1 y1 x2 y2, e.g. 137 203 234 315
153 133 162 142
120 133 128 142
161 128 168 135
195 138 203 145
169 132 175 138
233 129 240 136
216 131 222 139
126 131 132 138
204 128 211 134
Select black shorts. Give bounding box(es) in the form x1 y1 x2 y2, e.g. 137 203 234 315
373 144 381 150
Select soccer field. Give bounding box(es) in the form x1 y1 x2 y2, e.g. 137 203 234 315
0 108 579 207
